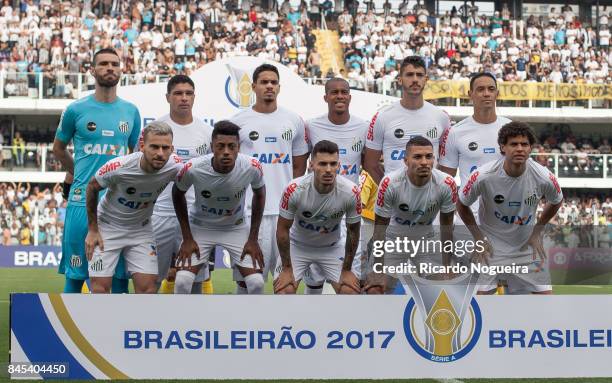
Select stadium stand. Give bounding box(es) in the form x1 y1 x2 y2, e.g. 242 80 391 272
0 0 609 99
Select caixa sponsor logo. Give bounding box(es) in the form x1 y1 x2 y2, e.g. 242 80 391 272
298 220 340 234
10 249 62 267
83 143 128 156
200 204 241 216
253 153 291 164
390 150 406 161
338 164 357 175
494 211 533 225
403 291 482 363
118 197 151 210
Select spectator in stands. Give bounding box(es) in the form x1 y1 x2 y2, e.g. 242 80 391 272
12 132 25 166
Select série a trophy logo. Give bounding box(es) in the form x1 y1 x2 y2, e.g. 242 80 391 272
225 64 256 108
401 273 482 362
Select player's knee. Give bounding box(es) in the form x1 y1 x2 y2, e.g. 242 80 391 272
244 273 264 294
174 270 196 294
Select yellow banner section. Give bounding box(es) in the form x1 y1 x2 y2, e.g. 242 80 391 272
423 81 612 101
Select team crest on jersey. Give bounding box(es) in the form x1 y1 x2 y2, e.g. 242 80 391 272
351 138 364 152
196 144 208 155
426 201 439 214
524 192 538 207
70 255 82 268
118 121 129 134
234 188 246 200
281 128 293 141
426 127 438 139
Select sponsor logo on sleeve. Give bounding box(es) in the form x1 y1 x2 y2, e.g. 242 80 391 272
439 127 451 157
97 161 121 176
549 173 561 194
444 176 458 203
394 129 404 139
280 182 298 210
483 147 496 154
468 142 478 151
376 177 391 207
367 112 378 141
102 130 114 137
462 171 480 196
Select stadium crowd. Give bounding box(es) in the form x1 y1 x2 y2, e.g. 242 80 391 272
0 182 65 246
0 178 609 248
0 0 610 97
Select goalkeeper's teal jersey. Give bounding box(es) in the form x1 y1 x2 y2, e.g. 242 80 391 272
55 94 141 207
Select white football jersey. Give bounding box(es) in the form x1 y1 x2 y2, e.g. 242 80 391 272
375 167 458 238
365 101 451 174
231 106 309 216
438 116 511 221
439 116 511 186
175 153 265 229
307 114 368 185
95 152 182 228
459 159 563 257
279 173 361 248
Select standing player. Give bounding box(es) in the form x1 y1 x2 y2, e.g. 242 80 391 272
274 140 362 294
438 72 511 219
84 122 181 293
365 137 458 294
171 121 266 294
230 63 309 292
53 48 141 293
303 77 368 293
363 56 451 184
457 122 563 294
151 75 213 294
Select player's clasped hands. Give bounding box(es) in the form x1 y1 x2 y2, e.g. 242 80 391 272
84 229 104 261
241 239 265 271
177 237 200 268
273 266 297 294
338 270 360 294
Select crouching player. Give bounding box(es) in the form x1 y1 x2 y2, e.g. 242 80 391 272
365 136 458 294
172 121 267 294
274 140 362 294
84 121 182 293
456 122 563 294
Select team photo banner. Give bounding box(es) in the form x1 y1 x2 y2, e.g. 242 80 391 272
424 81 612 101
10 291 612 379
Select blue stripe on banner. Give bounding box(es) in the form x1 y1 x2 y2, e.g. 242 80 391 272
11 294 94 379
